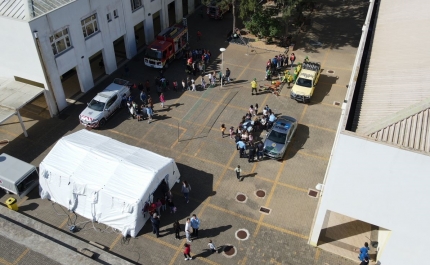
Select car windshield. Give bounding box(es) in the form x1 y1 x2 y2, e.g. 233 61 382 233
145 49 162 59
88 99 105 111
296 78 312 88
268 130 288 144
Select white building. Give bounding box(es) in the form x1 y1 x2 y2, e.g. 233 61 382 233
0 0 201 116
309 0 430 264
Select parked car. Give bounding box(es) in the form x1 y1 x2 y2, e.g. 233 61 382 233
79 78 130 128
263 116 298 159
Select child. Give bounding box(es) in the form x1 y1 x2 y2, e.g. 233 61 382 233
173 80 178 91
168 199 175 213
182 79 186 91
229 126 235 139
173 220 181 240
159 93 165 108
184 243 192 260
221 124 226 137
208 239 217 253
191 78 196 91
254 104 259 115
201 77 207 90
249 105 255 116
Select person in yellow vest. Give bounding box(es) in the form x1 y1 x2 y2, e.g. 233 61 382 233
285 71 294 87
251 78 258 95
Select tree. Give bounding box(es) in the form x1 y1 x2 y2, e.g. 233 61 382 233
239 0 261 20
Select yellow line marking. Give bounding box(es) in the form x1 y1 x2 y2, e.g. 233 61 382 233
207 203 308 239
314 248 321 261
0 258 12 265
13 248 29 265
17 196 28 207
58 216 70 229
241 256 248 265
109 234 123 251
301 123 336 133
255 175 308 193
299 105 308 122
296 151 329 161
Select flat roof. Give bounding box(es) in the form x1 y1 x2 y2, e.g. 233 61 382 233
0 80 44 110
350 0 430 153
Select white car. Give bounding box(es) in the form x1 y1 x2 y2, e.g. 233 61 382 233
79 78 131 128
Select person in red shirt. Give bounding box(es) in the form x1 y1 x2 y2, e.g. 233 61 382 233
183 243 192 260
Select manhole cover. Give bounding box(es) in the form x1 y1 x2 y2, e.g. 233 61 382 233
256 190 266 198
235 193 247 203
259 207 271 215
222 245 237 258
308 189 319 197
235 229 250 241
327 70 335 74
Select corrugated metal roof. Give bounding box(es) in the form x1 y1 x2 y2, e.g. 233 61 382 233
31 0 74 18
352 0 430 153
0 0 74 20
0 0 26 20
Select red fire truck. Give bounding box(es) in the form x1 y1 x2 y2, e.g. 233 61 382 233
206 0 231 20
144 24 188 69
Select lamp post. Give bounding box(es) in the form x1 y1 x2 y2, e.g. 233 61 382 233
219 48 226 88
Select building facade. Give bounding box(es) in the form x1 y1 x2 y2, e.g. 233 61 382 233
0 0 200 116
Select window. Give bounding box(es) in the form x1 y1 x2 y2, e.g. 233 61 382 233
81 14 99 38
107 13 112 22
113 9 118 18
106 95 117 109
50 28 72 55
131 0 142 11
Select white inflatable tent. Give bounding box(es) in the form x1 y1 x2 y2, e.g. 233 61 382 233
39 129 180 237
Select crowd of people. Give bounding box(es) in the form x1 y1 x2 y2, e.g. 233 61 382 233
265 53 296 82
221 104 277 164
145 180 219 261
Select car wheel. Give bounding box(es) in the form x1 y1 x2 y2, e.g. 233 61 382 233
99 118 106 128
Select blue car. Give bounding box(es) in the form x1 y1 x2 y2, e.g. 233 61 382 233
263 116 298 160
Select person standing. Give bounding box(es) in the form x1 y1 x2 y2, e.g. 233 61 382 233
234 165 242 180
249 105 255 116
251 78 258 95
181 181 191 203
140 90 147 105
185 218 192 242
146 105 153 124
201 77 207 90
236 140 246 158
221 124 226 137
190 214 201 238
148 96 154 112
256 142 264 160
155 198 162 216
183 243 192 260
290 53 296 69
254 103 259 115
225 68 231 83
358 242 370 261
248 144 256 163
173 220 181 240
159 93 165 108
168 199 175 213
150 213 160 238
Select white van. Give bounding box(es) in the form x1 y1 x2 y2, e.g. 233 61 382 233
79 78 131 128
0 153 38 198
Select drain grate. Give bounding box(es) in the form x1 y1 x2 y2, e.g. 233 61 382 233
222 245 237 258
235 229 250 241
333 101 341 106
255 190 266 198
259 207 271 214
308 189 319 198
236 193 248 203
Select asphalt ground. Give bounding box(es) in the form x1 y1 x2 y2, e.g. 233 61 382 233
0 0 368 264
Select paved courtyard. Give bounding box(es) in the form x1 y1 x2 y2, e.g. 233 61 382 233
0 0 368 264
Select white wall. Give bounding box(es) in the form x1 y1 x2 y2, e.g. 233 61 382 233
0 16 57 115
309 133 430 264
27 0 182 112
